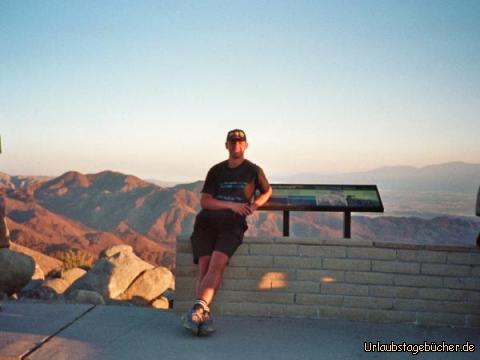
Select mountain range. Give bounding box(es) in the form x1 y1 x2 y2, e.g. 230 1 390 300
1 162 479 269
273 161 480 193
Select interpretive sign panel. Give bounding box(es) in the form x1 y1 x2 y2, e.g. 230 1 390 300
261 184 384 212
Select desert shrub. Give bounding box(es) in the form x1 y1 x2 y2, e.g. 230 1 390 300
54 248 96 270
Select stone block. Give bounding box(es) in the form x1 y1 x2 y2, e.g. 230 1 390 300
229 255 273 268
345 271 393 285
347 247 396 260
249 291 294 304
321 283 369 296
367 309 416 324
406 301 480 315
249 244 298 256
173 286 195 301
421 263 471 277
214 290 250 303
221 279 264 291
338 307 369 321
274 256 322 269
298 245 346 258
320 238 373 247
450 303 480 315
417 288 467 301
323 258 371 271
443 277 480 291
318 306 342 319
176 235 190 242
174 277 196 291
174 265 197 277
472 266 480 277
396 250 446 263
247 267 295 282
416 312 466 327
447 252 480 265
466 291 480 304
176 253 193 266
173 300 191 313
284 304 318 318
295 293 343 306
375 242 421 250
296 269 345 283
369 285 418 299
244 236 274 244
223 267 249 279
394 299 441 312
271 280 319 293
234 245 249 255
343 296 393 310
393 274 443 288
372 261 420 274
466 315 480 328
268 304 288 317
176 242 192 253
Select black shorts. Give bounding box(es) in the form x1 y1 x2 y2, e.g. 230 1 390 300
190 209 247 264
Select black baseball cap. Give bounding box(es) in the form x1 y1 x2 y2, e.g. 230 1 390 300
226 129 247 142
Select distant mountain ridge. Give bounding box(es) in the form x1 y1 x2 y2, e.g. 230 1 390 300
273 162 480 193
0 171 52 191
1 163 479 268
2 170 196 268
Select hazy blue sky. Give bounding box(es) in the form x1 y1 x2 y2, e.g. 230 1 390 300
1 0 479 181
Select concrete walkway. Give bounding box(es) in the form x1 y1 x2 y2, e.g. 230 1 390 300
1 302 478 359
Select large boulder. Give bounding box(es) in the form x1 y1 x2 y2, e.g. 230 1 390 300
67 289 105 305
99 245 133 259
43 268 87 294
0 197 10 249
10 243 63 276
0 249 35 295
67 245 153 299
20 280 56 300
120 267 173 304
32 264 45 281
151 296 170 309
0 216 10 249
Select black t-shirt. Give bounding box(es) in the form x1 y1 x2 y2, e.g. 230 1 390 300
201 159 270 204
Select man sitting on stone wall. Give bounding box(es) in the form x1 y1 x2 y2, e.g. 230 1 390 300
182 129 272 336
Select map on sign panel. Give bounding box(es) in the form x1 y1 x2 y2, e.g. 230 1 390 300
261 184 384 212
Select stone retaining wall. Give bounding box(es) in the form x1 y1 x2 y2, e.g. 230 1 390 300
174 236 480 327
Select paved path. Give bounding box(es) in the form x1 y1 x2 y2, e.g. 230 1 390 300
1 302 478 359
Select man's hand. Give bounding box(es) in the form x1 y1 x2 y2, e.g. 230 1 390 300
229 202 252 216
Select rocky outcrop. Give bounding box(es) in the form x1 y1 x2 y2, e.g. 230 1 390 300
10 242 63 276
120 267 173 305
0 249 35 296
14 245 174 309
67 245 153 299
43 268 87 294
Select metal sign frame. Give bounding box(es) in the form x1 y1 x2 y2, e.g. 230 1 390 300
259 184 384 238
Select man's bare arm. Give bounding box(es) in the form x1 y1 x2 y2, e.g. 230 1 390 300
249 186 272 212
200 186 272 216
200 193 251 216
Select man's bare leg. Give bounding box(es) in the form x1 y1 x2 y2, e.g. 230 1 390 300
196 251 229 306
183 251 229 335
196 255 211 297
